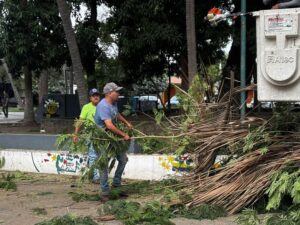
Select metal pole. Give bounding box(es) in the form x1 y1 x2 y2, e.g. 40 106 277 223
240 0 247 120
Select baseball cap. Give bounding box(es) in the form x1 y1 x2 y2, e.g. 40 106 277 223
103 82 123 94
89 88 100 96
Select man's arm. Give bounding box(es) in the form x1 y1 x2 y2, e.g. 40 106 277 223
104 119 130 140
279 0 300 8
73 118 84 143
117 113 133 129
73 104 87 143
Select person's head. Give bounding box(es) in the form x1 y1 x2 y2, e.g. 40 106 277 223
88 88 100 105
103 82 123 103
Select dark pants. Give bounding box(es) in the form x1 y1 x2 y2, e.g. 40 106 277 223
2 104 8 118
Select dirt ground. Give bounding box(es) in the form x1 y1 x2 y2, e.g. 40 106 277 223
0 172 238 225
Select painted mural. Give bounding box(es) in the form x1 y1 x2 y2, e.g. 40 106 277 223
42 153 87 174
159 154 193 172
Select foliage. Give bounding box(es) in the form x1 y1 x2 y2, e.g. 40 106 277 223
68 191 100 202
236 208 300 225
241 126 270 155
0 174 17 191
266 166 300 211
35 214 98 225
132 75 168 95
271 103 300 132
32 207 47 216
56 120 132 172
175 204 227 220
99 198 227 224
0 0 68 72
140 138 168 154
103 0 231 85
99 200 174 225
13 170 33 180
235 209 261 225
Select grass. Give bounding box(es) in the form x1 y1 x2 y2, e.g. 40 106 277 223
68 191 100 202
99 200 175 225
14 170 34 180
36 191 53 196
32 207 47 216
98 199 227 225
7 107 23 112
35 214 98 225
0 174 17 191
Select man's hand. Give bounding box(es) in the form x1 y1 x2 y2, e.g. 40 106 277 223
123 134 130 141
72 134 78 144
272 4 280 9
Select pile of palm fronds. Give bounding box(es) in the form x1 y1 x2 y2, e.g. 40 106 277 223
172 85 300 214
186 139 300 214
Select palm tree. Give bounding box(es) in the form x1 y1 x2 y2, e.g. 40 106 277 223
186 0 197 86
56 0 87 107
1 59 23 108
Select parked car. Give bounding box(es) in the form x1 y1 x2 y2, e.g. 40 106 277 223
165 96 180 108
138 95 161 112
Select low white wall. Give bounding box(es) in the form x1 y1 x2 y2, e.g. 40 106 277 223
0 149 192 180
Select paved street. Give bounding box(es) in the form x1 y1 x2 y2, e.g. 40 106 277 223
0 112 24 124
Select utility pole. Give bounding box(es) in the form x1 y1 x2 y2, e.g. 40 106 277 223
240 0 246 119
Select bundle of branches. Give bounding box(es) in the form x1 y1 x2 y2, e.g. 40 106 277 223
186 139 300 214
164 85 264 172
56 121 133 174
172 83 300 214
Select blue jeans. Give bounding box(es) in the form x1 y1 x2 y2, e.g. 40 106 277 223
88 144 100 181
99 150 128 196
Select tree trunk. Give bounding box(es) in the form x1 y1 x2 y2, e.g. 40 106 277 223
178 56 189 91
38 70 49 103
186 0 197 87
56 0 87 107
23 66 35 124
84 0 98 90
1 59 24 108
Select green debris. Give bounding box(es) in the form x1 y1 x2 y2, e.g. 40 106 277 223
98 197 227 225
99 200 174 225
36 191 53 196
35 214 98 225
68 191 100 202
14 170 33 180
0 174 17 191
266 166 300 211
236 208 300 225
235 209 261 225
175 204 227 220
32 207 47 215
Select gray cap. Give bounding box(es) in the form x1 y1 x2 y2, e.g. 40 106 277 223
103 82 123 94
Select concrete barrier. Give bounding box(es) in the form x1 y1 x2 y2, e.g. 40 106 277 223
0 149 192 180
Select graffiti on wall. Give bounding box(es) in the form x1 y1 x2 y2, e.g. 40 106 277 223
42 153 87 174
159 155 192 172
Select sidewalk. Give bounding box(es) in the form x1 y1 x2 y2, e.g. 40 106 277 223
0 112 24 124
